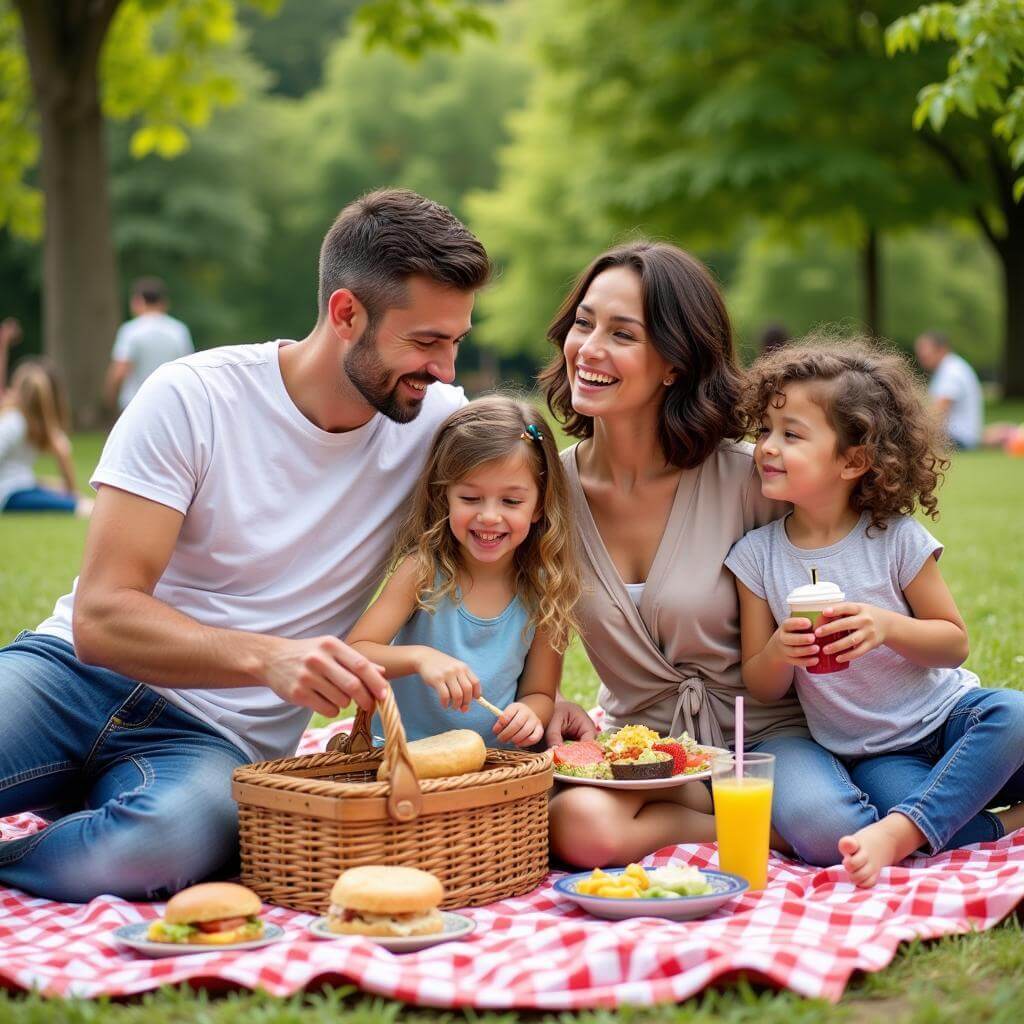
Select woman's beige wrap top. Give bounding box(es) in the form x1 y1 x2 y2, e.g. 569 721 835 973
563 441 809 749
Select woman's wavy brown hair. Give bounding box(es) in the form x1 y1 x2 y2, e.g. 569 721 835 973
740 336 951 532
538 241 745 468
391 395 581 651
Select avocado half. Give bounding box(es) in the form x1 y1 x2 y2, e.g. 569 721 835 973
610 755 673 780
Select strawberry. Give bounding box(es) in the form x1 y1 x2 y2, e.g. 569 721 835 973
652 741 688 776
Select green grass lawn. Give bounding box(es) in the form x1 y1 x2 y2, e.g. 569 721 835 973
2 408 1024 1021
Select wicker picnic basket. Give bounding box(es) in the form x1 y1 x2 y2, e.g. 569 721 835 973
231 688 553 912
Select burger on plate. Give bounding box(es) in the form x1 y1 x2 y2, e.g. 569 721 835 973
147 882 266 944
327 866 444 937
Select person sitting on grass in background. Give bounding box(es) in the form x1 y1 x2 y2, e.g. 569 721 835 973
725 339 1024 888
348 396 581 748
0 359 93 517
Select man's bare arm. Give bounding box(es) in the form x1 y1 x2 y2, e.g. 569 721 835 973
73 485 388 715
104 360 131 409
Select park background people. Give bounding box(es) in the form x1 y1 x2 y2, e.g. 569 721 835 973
105 277 194 412
0 189 490 904
914 330 984 451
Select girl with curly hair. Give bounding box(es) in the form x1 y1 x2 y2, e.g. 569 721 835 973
347 395 581 748
726 338 1024 887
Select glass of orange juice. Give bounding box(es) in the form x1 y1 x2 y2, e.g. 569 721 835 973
711 752 774 891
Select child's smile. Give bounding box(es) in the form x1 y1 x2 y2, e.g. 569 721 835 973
754 382 852 507
447 450 542 567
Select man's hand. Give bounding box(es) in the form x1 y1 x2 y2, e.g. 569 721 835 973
544 699 597 746
769 617 822 669
261 635 389 717
493 702 544 747
415 648 480 711
815 603 892 664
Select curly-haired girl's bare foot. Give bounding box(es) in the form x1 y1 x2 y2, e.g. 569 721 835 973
838 813 925 888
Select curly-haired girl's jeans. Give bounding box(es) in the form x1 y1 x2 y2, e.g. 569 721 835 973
0 632 249 903
754 687 1024 865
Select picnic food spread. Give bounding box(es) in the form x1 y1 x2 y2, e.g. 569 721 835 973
146 883 266 944
552 725 714 781
574 863 714 899
327 866 445 937
376 729 487 781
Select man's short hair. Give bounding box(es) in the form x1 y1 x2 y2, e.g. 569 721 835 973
317 189 491 322
132 277 167 305
919 330 951 350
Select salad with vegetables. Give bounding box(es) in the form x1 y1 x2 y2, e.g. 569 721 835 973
552 724 714 780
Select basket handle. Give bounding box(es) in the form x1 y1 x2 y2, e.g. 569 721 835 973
324 687 423 823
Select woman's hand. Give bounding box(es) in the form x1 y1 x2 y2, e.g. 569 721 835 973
415 649 480 711
543 699 597 746
770 617 822 669
815 603 892 664
493 702 544 747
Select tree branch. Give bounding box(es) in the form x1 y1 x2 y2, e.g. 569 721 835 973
919 131 1003 249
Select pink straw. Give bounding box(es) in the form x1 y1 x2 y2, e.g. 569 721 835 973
735 695 744 779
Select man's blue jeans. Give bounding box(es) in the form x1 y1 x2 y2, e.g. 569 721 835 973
753 688 1024 865
0 632 249 903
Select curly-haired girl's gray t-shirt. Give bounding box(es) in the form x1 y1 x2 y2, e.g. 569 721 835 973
725 513 978 757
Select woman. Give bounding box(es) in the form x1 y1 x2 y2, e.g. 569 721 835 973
542 242 873 868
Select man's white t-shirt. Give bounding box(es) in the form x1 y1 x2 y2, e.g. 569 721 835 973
37 340 466 762
929 352 983 449
111 312 194 409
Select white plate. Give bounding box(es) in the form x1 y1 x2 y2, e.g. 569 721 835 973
553 745 726 790
554 868 748 921
111 922 286 957
308 911 475 952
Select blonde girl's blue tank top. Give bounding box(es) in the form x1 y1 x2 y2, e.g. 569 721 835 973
375 589 535 748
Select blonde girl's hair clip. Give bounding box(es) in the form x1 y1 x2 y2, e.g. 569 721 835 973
520 423 544 443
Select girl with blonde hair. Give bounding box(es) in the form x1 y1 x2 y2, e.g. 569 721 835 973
0 357 91 516
348 395 581 746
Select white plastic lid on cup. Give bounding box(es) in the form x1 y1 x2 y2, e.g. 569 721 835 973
787 580 844 611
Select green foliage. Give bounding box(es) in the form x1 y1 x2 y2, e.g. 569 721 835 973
354 0 495 57
887 0 1024 200
0 6 40 238
219 4 529 348
729 226 1002 369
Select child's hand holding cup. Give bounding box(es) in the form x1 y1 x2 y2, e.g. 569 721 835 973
786 579 851 674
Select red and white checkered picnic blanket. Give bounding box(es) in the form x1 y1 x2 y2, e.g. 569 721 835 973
2 719 1023 1006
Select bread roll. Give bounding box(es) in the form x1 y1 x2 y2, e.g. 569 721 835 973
377 729 486 781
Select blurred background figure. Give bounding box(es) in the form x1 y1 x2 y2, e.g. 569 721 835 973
0 318 22 398
105 277 193 413
757 323 790 357
1 357 92 516
914 330 983 451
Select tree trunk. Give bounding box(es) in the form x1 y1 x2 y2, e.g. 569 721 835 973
1000 237 1024 398
15 1 122 429
861 228 881 339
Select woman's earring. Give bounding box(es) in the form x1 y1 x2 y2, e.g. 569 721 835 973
663 377 674 386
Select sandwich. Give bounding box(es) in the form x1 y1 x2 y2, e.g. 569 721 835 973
376 729 486 781
327 865 444 937
147 882 266 944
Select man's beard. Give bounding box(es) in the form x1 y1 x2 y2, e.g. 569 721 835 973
343 321 432 424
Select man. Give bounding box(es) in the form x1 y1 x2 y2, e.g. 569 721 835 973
914 331 984 450
105 277 194 411
0 189 490 902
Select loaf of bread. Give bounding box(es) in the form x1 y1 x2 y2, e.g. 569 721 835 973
377 729 487 781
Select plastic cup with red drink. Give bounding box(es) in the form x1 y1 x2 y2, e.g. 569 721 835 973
787 578 851 674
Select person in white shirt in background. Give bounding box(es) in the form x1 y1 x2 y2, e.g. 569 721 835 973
0 189 490 903
104 277 194 412
914 331 984 451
